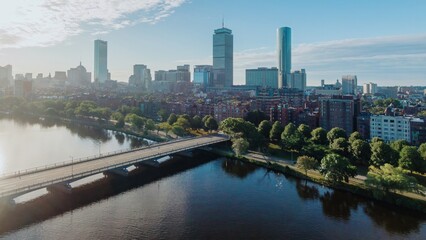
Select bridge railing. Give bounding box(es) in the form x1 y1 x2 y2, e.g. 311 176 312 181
0 135 229 198
0 134 229 180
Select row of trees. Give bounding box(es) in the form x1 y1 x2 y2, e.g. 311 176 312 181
156 113 219 137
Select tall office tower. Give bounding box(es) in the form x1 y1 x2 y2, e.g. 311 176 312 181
287 69 306 91
176 64 191 82
277 27 291 88
0 65 13 87
129 64 152 90
245 67 278 88
213 24 233 87
193 65 213 87
342 75 357 95
94 40 108 83
363 82 377 95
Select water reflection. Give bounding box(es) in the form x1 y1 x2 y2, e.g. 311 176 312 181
363 201 424 234
320 191 359 221
221 158 258 179
114 132 125 145
295 179 320 201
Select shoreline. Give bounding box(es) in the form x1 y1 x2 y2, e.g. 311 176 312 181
212 147 426 214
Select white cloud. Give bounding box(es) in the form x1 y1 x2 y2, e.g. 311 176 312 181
232 34 426 85
0 0 186 49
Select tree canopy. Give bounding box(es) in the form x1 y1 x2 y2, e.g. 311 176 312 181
319 153 357 183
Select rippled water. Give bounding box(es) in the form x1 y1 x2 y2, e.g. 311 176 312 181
1 118 426 239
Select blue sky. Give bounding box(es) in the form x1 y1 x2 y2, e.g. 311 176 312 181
0 0 425 86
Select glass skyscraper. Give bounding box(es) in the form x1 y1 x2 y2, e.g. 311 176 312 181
94 40 108 83
213 26 233 87
277 27 291 88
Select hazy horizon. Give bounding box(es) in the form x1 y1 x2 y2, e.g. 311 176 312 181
1 0 425 86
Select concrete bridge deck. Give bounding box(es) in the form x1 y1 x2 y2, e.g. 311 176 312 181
0 134 229 199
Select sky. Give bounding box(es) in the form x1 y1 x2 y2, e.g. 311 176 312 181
0 0 426 86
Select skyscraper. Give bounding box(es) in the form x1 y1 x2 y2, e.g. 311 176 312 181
342 75 358 95
277 27 291 88
245 67 278 88
213 24 233 87
287 69 306 91
129 64 152 90
94 40 108 84
0 65 13 87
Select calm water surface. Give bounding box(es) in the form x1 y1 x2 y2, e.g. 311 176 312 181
1 118 426 240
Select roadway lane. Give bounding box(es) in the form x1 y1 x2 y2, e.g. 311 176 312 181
0 134 229 198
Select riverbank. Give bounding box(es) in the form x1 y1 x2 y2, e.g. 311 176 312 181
212 147 426 214
1 112 168 143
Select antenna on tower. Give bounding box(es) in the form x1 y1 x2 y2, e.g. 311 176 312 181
222 15 224 28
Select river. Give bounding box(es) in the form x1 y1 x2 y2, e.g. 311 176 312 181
1 117 426 239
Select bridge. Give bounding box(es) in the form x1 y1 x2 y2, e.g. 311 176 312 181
0 134 229 200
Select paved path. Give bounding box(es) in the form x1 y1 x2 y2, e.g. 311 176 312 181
0 134 229 198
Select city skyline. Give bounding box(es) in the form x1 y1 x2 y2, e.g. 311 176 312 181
0 0 426 86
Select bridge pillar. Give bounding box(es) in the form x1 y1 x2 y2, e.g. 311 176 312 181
105 167 129 177
47 182 73 194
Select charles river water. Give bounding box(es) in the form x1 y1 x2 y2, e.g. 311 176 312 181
1 117 426 240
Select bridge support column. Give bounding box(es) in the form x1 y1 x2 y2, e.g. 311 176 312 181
105 167 129 177
47 182 73 194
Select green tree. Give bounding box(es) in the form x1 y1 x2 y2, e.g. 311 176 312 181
219 118 264 149
319 153 357 183
145 119 156 131
330 137 348 156
311 127 328 145
202 115 213 124
418 110 426 118
111 112 124 121
327 127 347 144
370 137 383 143
366 164 421 195
390 139 410 152
205 116 218 132
269 121 284 142
399 146 424 173
350 139 371 165
244 110 268 126
125 113 145 129
281 132 304 152
232 137 249 156
172 125 186 136
174 117 190 130
167 113 177 125
297 124 311 140
348 131 362 144
258 120 272 139
191 115 203 129
370 141 398 167
419 143 426 160
282 123 297 138
301 144 329 161
157 109 168 121
296 156 318 175
157 122 172 136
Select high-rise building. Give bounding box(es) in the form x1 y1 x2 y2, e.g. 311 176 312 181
129 64 152 90
154 65 190 82
277 27 291 89
363 82 377 95
245 67 278 88
193 65 213 87
342 75 357 95
94 39 108 83
14 79 32 98
0 65 13 87
67 62 91 86
213 25 233 87
320 95 358 134
287 69 306 91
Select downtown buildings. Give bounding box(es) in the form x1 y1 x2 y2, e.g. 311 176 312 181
94 40 108 84
212 25 233 87
277 27 291 89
